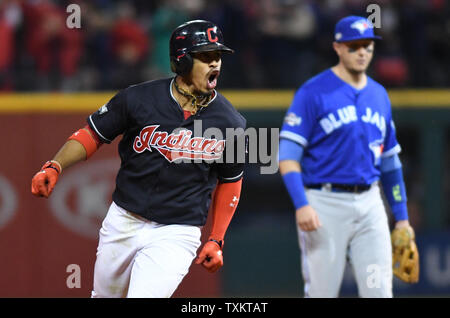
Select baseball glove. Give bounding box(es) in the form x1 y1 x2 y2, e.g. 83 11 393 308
391 226 419 283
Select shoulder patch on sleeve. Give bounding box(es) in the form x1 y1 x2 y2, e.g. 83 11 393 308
98 104 108 115
284 112 302 127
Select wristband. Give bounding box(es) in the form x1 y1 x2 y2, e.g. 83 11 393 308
380 167 408 221
43 160 62 174
208 239 224 249
282 171 308 209
390 203 408 221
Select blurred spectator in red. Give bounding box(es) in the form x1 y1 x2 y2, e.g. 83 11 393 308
374 57 409 86
0 18 14 73
0 0 22 91
109 1 150 89
369 2 409 87
21 0 83 91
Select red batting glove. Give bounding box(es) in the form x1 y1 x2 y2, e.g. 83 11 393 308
31 161 61 198
195 240 224 273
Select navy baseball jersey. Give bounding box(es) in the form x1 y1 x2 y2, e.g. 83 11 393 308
280 68 401 186
87 77 246 226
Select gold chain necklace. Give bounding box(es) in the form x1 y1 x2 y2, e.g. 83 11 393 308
173 80 212 114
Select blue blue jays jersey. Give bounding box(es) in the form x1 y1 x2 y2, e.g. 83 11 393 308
280 69 401 186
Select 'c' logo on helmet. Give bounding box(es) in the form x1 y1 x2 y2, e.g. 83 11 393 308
207 27 218 43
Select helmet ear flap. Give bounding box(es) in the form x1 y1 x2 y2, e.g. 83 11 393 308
170 56 178 73
171 53 193 76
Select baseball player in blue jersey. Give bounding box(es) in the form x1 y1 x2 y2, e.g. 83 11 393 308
279 16 416 297
31 20 246 297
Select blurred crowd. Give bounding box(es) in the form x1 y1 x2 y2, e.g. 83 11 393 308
0 0 449 91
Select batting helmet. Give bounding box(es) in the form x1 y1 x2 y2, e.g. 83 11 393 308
169 20 234 76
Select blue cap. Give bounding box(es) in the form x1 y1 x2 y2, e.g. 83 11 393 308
334 16 382 42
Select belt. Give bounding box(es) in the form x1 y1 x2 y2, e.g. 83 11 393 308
306 183 372 193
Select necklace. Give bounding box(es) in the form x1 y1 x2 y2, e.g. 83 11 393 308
173 80 212 114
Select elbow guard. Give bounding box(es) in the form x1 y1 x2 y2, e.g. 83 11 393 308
68 125 102 159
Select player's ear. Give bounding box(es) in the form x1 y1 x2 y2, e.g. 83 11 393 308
332 41 341 56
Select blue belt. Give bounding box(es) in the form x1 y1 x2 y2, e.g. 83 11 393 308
306 183 371 193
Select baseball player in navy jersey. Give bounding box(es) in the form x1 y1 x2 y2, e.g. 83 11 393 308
31 20 246 298
279 16 415 297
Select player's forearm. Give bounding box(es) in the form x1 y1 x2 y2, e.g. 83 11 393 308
380 168 408 221
208 179 242 243
53 126 102 171
278 140 309 210
380 154 409 221
52 139 88 171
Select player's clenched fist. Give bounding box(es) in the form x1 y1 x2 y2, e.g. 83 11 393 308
31 160 62 198
195 240 224 273
296 205 322 232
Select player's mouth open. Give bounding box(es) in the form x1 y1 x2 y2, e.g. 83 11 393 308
207 70 220 90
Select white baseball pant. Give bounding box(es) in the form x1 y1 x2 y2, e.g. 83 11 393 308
297 184 393 298
91 201 201 298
